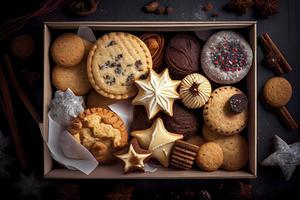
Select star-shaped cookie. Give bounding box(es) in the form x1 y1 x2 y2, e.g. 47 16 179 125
115 139 152 173
131 118 183 167
261 135 300 180
132 69 181 119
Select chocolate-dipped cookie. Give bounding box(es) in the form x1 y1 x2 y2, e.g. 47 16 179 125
166 34 201 79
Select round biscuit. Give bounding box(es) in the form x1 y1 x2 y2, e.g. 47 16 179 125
203 86 248 136
51 33 85 67
263 77 292 107
196 142 223 171
52 61 92 95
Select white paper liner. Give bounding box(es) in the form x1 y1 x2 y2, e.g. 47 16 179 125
144 163 158 173
108 100 134 132
77 25 96 42
47 114 98 174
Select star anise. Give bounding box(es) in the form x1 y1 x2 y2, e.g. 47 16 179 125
254 0 279 18
225 0 255 15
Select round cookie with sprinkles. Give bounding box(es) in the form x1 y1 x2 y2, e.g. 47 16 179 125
87 32 152 99
201 31 253 84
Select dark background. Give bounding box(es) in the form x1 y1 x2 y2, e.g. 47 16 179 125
0 0 299 199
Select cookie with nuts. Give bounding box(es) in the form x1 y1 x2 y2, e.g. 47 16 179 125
87 32 152 99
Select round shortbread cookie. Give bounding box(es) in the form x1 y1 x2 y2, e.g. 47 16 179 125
196 142 223 171
52 61 92 96
51 33 85 67
203 86 248 136
263 77 292 107
87 32 152 99
214 134 248 171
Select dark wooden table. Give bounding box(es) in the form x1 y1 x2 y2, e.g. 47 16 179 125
0 0 299 199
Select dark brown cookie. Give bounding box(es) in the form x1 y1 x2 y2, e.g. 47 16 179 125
229 93 248 113
170 140 199 170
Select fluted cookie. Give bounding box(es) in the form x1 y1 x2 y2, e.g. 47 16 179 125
180 73 212 109
52 60 92 96
203 86 248 136
68 108 128 164
51 33 85 67
87 32 152 99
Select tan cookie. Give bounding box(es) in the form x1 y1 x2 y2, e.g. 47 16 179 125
86 90 117 109
203 86 248 136
52 60 92 95
196 142 223 171
263 77 292 107
51 33 85 67
68 108 128 164
214 134 248 171
87 32 152 99
186 135 206 147
202 123 228 142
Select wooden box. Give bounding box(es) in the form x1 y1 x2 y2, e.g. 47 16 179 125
41 21 257 179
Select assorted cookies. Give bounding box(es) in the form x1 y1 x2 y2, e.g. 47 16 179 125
49 30 253 174
87 32 152 99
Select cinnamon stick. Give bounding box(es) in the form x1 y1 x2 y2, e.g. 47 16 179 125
0 65 28 170
2 54 41 124
275 106 299 130
259 33 292 74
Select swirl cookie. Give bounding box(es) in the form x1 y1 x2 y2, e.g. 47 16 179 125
180 73 212 109
87 32 152 99
140 33 166 70
68 108 128 164
203 86 248 136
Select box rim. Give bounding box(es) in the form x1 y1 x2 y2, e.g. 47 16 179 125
43 21 257 179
